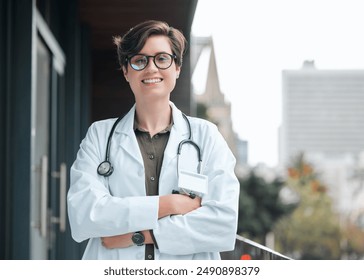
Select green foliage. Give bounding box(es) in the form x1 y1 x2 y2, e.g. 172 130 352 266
274 154 342 259
196 102 209 120
238 169 296 243
341 221 364 259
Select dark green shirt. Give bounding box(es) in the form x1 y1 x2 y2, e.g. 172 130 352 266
134 120 172 260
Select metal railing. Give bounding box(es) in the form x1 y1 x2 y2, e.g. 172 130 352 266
221 235 291 260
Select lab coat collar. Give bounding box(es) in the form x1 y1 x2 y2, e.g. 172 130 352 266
163 102 190 165
113 104 142 164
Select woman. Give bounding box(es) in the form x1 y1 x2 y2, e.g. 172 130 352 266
67 20 239 260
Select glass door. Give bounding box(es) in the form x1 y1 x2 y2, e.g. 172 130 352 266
30 8 66 259
30 36 51 259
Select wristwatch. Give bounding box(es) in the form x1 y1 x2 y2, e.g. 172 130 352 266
131 231 145 246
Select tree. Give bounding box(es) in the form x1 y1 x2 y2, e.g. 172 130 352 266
273 153 342 259
340 220 364 259
238 168 296 244
196 102 209 120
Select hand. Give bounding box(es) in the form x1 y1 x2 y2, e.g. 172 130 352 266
101 233 133 249
159 194 201 218
173 193 202 215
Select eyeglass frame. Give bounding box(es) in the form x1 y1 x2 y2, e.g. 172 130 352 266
126 52 177 71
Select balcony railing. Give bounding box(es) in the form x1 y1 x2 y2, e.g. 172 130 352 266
221 235 291 260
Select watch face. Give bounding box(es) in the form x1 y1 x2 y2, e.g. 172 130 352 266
132 232 145 246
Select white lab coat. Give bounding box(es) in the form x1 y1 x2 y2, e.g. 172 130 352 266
67 102 239 260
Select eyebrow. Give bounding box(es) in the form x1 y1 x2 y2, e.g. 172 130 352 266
134 51 172 56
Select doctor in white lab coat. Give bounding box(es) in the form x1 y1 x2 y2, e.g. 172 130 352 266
67 20 239 260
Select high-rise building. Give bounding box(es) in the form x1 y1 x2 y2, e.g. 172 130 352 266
280 61 364 220
280 61 364 166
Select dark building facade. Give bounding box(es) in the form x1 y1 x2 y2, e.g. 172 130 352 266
0 0 197 259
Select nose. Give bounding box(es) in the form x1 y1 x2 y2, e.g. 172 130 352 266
144 57 158 72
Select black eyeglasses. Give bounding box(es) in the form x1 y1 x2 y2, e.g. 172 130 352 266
127 53 177 71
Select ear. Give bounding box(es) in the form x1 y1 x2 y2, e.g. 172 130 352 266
176 65 181 79
122 66 129 82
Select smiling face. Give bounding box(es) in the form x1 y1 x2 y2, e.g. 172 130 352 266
123 35 181 104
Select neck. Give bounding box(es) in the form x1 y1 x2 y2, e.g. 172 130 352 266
135 100 172 137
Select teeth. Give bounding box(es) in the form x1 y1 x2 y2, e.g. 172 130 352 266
143 78 162 84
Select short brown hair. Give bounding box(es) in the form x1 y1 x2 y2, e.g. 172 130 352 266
113 20 187 69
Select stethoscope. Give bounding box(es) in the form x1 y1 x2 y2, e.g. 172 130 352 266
97 113 202 197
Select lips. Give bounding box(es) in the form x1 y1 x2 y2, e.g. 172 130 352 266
142 78 163 84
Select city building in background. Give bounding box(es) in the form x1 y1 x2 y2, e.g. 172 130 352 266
280 61 364 226
191 36 248 168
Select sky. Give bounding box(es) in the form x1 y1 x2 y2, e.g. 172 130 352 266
190 0 364 167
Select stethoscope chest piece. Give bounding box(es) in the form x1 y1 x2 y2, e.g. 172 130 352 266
97 161 114 177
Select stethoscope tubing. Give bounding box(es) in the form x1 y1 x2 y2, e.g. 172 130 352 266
97 112 202 178
97 116 123 176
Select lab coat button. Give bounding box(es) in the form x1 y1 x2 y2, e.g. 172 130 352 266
149 154 155 160
150 176 155 181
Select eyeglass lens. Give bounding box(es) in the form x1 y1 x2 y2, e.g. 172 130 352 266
129 53 174 71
